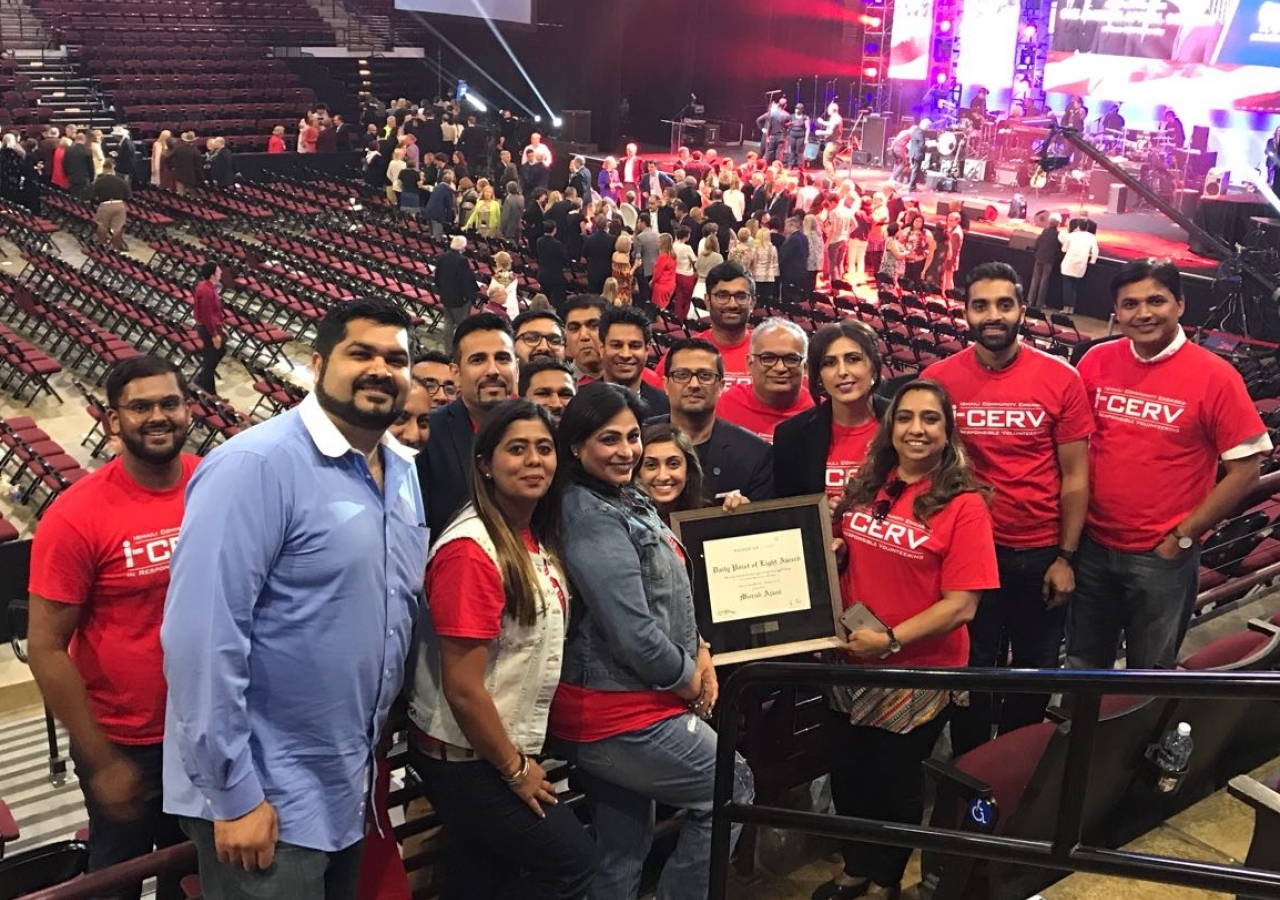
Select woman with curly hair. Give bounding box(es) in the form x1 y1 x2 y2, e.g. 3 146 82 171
812 379 998 900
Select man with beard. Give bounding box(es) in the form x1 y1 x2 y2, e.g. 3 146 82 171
28 356 195 900
649 337 773 502
518 356 577 425
563 294 607 383
418 313 518 534
599 304 669 416
923 262 1093 754
389 376 434 452
411 349 456 409
697 262 756 387
511 308 567 365
163 298 426 900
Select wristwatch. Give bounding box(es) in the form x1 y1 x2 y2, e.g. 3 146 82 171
1057 547 1077 565
885 627 902 655
1172 530 1195 551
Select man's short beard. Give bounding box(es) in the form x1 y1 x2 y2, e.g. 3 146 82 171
119 428 184 466
315 364 404 432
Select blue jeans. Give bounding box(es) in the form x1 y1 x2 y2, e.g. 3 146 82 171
181 818 363 900
1066 534 1201 670
553 713 754 900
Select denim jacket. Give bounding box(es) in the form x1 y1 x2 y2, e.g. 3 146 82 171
559 479 698 693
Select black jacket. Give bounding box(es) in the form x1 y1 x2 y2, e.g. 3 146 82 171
702 201 738 252
62 143 95 187
434 249 478 309
1034 224 1063 264
773 398 889 498
637 380 670 417
418 398 475 536
536 234 572 291
582 230 616 293
520 161 550 195
649 415 774 502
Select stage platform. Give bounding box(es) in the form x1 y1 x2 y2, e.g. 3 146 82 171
584 144 1275 331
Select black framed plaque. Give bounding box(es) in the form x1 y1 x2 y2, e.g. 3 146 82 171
670 494 844 665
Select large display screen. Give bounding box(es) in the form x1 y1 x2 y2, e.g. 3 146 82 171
1044 0 1280 110
394 0 532 26
889 0 937 81
955 0 1021 92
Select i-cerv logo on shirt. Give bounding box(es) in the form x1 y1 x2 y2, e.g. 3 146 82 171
1093 389 1186 429
846 510 930 551
120 530 180 573
955 405 1047 431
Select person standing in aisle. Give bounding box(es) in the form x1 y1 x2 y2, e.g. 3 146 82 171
192 262 226 395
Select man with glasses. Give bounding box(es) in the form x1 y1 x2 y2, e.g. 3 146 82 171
698 262 757 387
518 357 577 425
411 350 456 409
511 308 567 365
28 356 194 900
650 337 773 501
599 304 670 416
716 317 814 442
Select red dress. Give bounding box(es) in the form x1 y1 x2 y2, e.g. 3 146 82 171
51 146 69 188
267 135 286 154
650 254 676 310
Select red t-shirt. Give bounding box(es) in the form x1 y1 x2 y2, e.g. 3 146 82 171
641 365 664 390
839 477 999 668
1077 338 1266 551
826 419 879 500
706 329 753 389
426 530 564 639
28 455 200 745
923 345 1094 548
716 381 815 442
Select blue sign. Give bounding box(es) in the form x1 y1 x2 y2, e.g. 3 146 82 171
456 80 469 101
968 797 996 830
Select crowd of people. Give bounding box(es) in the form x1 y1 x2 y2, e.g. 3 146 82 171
20 226 1268 900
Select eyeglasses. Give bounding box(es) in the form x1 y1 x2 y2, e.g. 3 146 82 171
871 479 907 523
753 352 805 370
668 369 722 385
115 397 185 416
709 290 754 304
420 379 458 397
517 331 567 348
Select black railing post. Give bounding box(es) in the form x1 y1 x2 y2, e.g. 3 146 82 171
708 666 751 900
1052 688 1100 858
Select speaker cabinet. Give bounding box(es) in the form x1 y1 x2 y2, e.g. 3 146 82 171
1175 189 1200 216
1107 183 1128 214
1203 168 1230 197
1089 169 1114 201
936 200 959 216
1190 125 1209 153
962 201 999 223
859 115 889 166
1008 229 1040 251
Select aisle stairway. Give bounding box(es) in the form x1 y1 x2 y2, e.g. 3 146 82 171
0 711 83 859
0 0 48 50
16 52 116 132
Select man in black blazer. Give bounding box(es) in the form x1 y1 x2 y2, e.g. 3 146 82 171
418 313 518 535
638 161 673 203
650 337 773 501
581 216 617 294
599 304 669 417
568 155 593 206
677 176 703 212
434 235 480 350
702 189 738 252
535 219 573 311
519 147 550 196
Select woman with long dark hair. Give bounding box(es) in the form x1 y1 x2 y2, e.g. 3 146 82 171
774 319 882 505
550 382 753 900
637 422 749 525
407 399 596 900
812 380 998 900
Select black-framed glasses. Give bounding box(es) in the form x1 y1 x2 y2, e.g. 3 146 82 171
114 397 185 416
667 369 722 385
753 352 804 370
517 331 567 348
420 379 458 398
709 290 753 304
871 479 907 522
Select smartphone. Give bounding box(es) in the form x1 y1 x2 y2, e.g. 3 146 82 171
840 602 889 636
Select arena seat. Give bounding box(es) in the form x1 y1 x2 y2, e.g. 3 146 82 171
923 695 1166 900
0 840 89 900
0 798 18 857
1227 768 1280 881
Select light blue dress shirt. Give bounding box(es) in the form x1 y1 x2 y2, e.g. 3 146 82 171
162 393 429 852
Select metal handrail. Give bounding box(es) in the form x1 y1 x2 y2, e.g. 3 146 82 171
20 841 196 900
709 664 1280 900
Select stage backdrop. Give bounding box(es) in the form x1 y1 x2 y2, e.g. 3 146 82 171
395 0 532 25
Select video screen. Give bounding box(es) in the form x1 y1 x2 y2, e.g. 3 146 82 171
1045 0 1280 110
889 0 937 82
394 0 532 26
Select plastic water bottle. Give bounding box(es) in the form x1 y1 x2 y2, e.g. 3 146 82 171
7 482 21 503
1154 722 1193 793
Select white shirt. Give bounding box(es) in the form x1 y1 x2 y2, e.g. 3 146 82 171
524 142 552 166
1059 230 1099 278
724 188 746 222
674 241 698 275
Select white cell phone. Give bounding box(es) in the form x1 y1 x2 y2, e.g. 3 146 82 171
840 602 889 636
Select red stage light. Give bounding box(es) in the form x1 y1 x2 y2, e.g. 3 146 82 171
864 66 879 78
